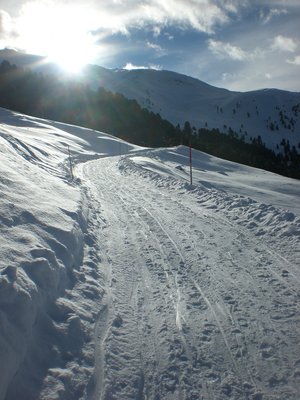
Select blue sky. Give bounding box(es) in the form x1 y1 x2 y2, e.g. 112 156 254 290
0 0 300 92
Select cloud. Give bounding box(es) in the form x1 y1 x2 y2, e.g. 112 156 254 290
260 8 288 24
85 0 239 37
0 9 18 49
0 9 12 39
142 0 230 33
208 39 248 60
165 32 174 40
149 63 163 70
123 62 162 70
152 26 161 37
286 55 300 65
147 41 167 56
0 1 256 52
124 62 148 70
271 35 297 52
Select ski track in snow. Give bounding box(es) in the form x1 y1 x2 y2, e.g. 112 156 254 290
78 155 300 400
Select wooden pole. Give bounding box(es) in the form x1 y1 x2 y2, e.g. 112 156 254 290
67 145 74 180
189 136 192 185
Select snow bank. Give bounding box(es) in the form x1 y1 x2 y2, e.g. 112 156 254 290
118 146 300 244
0 108 140 400
0 114 87 399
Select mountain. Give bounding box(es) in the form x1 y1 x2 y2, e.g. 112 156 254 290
85 65 300 153
1 48 300 154
0 107 300 399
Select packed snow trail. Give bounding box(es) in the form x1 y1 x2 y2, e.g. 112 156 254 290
79 155 300 400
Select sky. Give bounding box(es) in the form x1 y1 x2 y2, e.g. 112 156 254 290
0 0 300 92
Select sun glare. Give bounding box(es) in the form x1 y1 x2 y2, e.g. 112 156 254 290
17 2 98 73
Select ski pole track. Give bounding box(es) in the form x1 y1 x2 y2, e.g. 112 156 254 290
80 157 300 400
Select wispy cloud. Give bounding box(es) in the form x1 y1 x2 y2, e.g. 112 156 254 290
271 35 297 52
140 0 231 33
81 0 242 37
152 26 161 38
260 8 288 24
208 39 261 61
146 41 166 56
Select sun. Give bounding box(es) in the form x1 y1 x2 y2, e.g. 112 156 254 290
17 2 98 73
45 28 96 73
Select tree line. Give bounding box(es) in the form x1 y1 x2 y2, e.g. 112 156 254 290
0 60 299 179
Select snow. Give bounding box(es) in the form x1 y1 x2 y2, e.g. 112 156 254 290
0 108 139 399
1 107 300 399
127 147 300 215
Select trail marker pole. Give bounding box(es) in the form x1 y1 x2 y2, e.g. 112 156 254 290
189 136 193 185
67 145 74 180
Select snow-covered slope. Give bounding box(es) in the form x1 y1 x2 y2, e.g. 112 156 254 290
1 107 300 399
87 66 300 152
0 108 139 400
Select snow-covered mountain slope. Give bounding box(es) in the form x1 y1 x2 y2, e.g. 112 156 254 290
1 107 300 399
87 66 300 153
1 49 299 153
